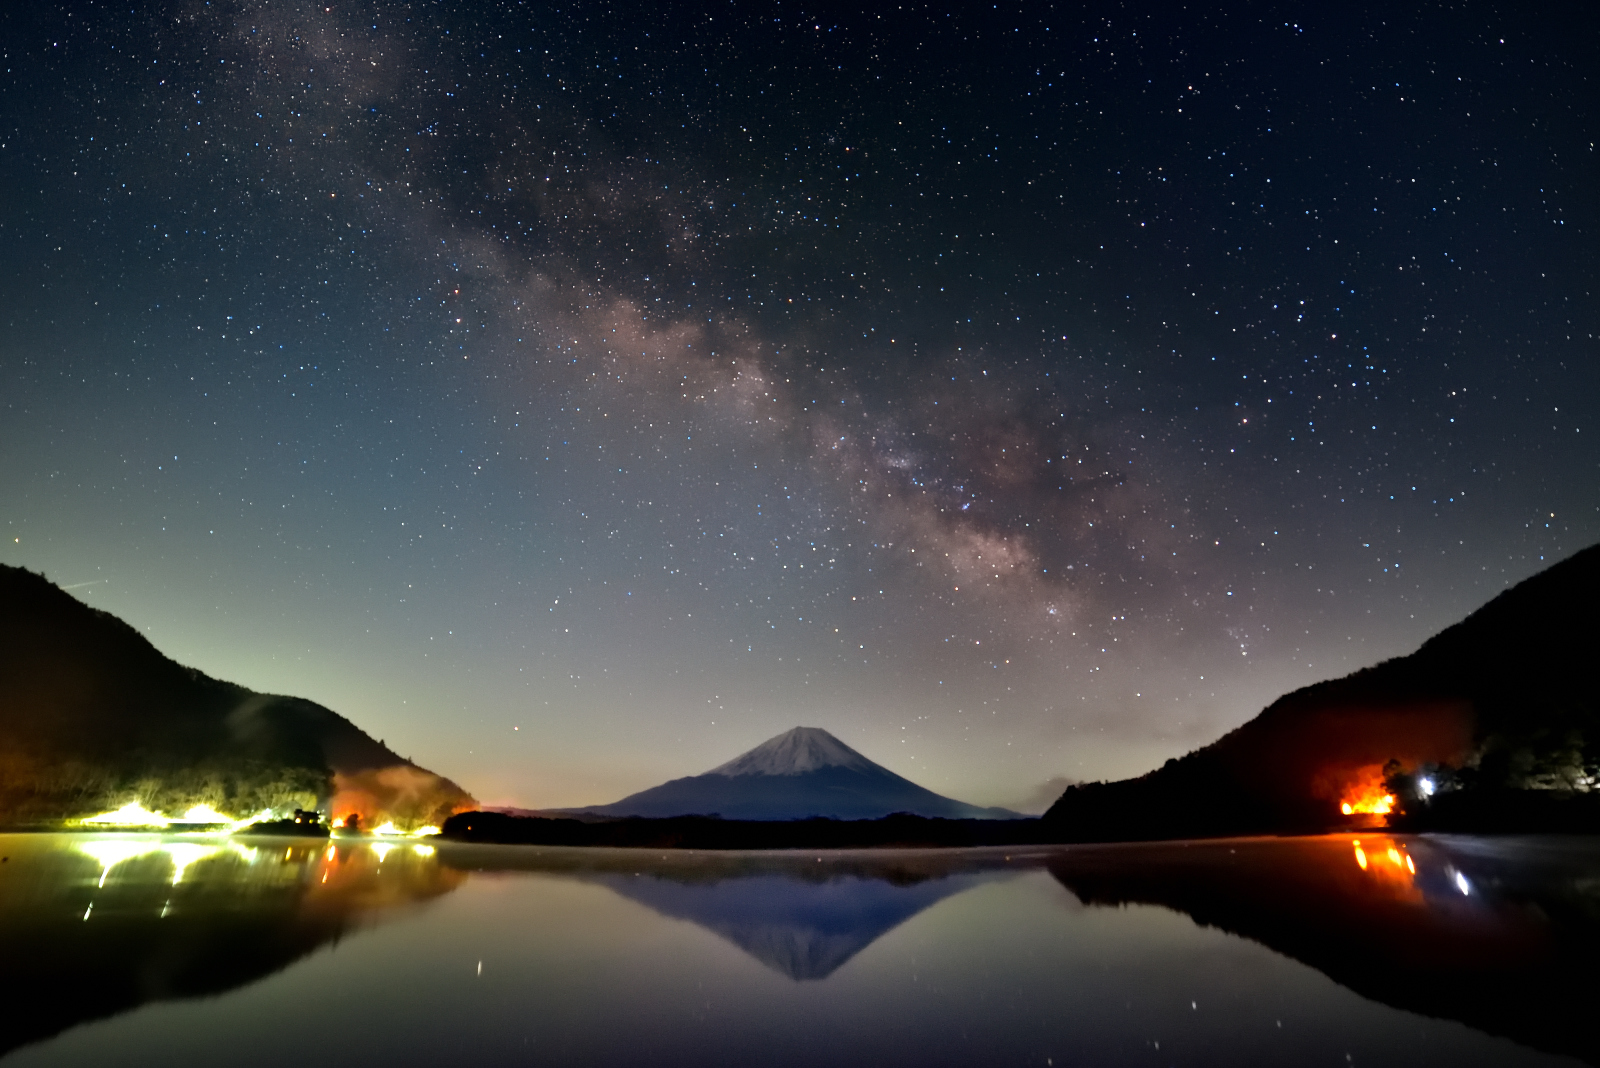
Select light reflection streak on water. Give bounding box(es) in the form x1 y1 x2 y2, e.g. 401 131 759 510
75 837 345 889
1352 838 1416 883
163 843 224 885
1350 837 1423 901
77 839 167 888
76 838 264 889
1349 836 1479 905
72 836 426 924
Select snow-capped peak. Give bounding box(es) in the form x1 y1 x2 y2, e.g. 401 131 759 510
707 727 878 777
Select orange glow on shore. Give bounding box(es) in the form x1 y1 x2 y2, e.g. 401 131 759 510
1339 767 1397 819
1341 794 1395 816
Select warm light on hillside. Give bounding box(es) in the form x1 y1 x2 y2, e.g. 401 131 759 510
174 805 231 824
78 802 277 833
1341 792 1395 816
80 802 170 828
1339 766 1397 820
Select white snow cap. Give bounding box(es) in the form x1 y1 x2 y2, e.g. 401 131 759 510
708 727 878 777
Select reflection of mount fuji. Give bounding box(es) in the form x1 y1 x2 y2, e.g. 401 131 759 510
599 870 994 980
435 845 1021 981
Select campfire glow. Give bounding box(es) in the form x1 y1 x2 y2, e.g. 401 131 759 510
80 802 170 828
174 804 227 824
78 802 276 833
1341 794 1395 816
1338 767 1397 818
365 821 440 838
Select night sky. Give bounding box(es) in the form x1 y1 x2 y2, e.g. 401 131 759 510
2 1 1595 811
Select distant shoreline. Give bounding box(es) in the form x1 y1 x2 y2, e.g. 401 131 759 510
442 810 1050 850
441 799 1600 849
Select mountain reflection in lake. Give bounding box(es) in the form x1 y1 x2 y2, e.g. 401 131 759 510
2 834 1596 1067
598 871 995 980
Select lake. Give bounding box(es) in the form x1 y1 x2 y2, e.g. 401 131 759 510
1 832 1595 1066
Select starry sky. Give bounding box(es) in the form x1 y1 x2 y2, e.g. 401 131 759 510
2 1 1595 812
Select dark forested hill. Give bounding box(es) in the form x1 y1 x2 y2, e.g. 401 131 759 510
1043 544 1600 840
0 565 473 828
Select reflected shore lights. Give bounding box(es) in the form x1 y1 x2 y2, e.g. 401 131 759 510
1351 838 1418 880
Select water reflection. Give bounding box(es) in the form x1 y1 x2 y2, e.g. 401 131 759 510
438 846 1020 980
1046 834 1600 1064
0 833 462 1059
596 870 999 979
4 834 1599 1066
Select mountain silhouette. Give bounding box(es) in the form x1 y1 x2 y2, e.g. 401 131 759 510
0 565 474 828
1043 543 1600 840
574 727 1018 821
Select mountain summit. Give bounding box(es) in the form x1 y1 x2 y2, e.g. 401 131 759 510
578 727 1018 821
707 727 878 777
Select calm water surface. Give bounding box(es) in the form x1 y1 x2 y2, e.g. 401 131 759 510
1 832 1595 1066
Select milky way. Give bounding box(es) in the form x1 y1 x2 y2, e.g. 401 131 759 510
2 1 1594 809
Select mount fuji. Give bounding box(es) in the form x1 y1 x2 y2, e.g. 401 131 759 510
574 727 1020 821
